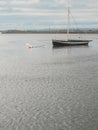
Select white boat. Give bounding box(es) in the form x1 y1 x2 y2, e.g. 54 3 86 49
26 43 33 48
52 7 92 47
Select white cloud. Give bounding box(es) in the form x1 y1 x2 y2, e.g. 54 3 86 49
55 0 70 7
0 1 7 5
11 0 39 5
0 10 64 16
0 7 5 11
0 0 98 30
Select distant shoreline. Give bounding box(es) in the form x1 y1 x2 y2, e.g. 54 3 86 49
1 30 98 34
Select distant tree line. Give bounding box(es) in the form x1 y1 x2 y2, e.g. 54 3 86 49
1 29 98 34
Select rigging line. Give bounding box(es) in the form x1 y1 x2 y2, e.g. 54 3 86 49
70 9 91 40
65 1 79 31
67 8 79 31
70 11 83 39
62 7 79 39
69 8 87 39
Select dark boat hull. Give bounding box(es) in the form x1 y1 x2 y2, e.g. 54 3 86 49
52 40 92 47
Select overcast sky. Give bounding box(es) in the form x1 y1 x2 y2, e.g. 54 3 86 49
0 0 98 30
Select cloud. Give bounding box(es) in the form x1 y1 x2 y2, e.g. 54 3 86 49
11 0 39 5
0 0 98 30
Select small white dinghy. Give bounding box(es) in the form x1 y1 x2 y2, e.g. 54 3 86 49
26 43 33 48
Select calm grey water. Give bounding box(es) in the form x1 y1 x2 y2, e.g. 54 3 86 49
0 33 98 130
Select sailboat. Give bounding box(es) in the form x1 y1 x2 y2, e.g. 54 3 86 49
52 7 92 47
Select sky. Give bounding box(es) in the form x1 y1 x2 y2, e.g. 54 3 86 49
0 0 98 30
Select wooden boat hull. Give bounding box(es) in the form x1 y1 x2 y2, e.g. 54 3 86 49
52 40 92 47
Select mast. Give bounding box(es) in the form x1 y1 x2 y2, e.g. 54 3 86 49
67 7 70 40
